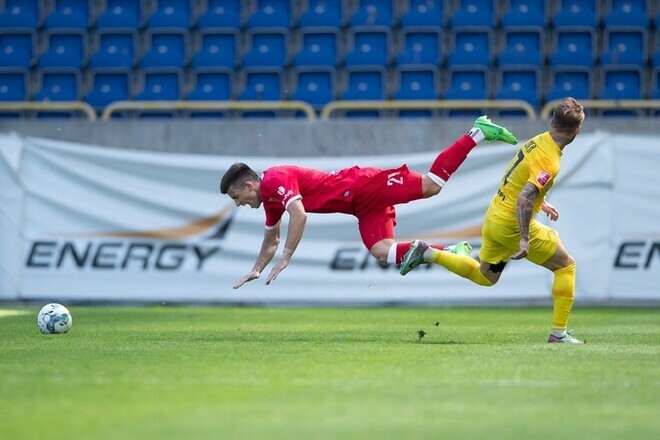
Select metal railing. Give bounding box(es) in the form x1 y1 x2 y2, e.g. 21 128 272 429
320 99 538 119
4 100 660 121
0 101 97 120
100 100 318 121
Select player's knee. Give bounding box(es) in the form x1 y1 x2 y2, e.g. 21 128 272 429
555 261 576 275
370 249 388 265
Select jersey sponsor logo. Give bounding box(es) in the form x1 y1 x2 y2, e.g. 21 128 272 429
277 186 286 196
536 171 551 187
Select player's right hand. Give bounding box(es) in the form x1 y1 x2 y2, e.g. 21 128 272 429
233 270 260 289
511 239 529 260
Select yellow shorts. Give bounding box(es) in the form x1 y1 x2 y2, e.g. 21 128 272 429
479 217 560 266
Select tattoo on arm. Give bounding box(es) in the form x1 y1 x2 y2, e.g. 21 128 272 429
516 183 539 240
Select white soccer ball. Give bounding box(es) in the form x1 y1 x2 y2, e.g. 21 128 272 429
37 303 73 334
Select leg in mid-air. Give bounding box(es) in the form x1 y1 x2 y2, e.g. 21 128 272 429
402 219 583 344
422 116 518 197
354 116 516 267
356 208 473 266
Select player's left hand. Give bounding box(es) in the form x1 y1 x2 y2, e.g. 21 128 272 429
541 200 559 221
265 258 289 285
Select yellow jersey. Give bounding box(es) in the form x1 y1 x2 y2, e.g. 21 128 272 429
485 131 562 226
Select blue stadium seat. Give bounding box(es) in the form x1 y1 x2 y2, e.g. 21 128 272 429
348 0 394 26
140 31 187 68
238 69 284 100
0 0 39 28
191 31 237 69
88 30 136 69
242 30 288 68
340 68 386 118
446 29 492 68
185 69 233 118
653 49 660 70
603 0 647 27
600 28 646 67
450 0 495 28
651 68 660 99
34 69 81 101
399 0 444 27
187 69 232 100
246 0 290 29
598 68 643 100
344 27 390 67
545 69 592 102
395 29 442 66
95 0 141 29
146 0 191 28
44 0 89 29
197 0 241 30
136 69 183 100
38 31 86 69
84 69 132 110
598 67 644 116
0 68 28 101
393 67 439 100
443 68 488 99
552 0 598 28
290 67 335 109
498 29 542 67
292 29 339 67
0 31 35 68
392 66 439 117
341 68 386 100
549 29 596 68
297 0 342 27
493 68 541 111
500 0 545 27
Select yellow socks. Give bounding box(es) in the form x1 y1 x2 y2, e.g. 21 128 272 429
551 263 576 331
430 249 493 286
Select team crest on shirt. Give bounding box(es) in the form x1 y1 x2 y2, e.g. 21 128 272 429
536 171 551 187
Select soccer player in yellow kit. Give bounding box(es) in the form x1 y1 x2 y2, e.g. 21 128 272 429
400 97 585 343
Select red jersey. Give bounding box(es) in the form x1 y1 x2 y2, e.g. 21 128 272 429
260 165 363 228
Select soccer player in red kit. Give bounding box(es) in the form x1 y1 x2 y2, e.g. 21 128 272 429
220 116 517 288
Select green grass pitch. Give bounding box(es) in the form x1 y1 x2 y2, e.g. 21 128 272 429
1 306 658 439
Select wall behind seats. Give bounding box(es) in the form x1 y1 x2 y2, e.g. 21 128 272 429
2 118 660 156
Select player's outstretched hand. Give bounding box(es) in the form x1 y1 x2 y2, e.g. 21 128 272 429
233 270 260 289
265 258 289 285
511 239 529 260
541 200 559 221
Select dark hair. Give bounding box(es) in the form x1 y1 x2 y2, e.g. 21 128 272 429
551 97 585 133
220 162 259 194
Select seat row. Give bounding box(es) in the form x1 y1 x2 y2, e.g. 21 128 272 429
2 64 659 113
2 0 660 32
3 25 659 73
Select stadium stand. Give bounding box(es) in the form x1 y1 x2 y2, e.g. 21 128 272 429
0 0 659 119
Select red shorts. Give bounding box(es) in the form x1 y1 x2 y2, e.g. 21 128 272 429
352 165 424 250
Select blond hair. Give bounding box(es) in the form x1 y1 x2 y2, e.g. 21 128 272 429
551 97 585 132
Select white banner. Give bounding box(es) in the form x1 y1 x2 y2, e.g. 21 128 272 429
0 131 658 303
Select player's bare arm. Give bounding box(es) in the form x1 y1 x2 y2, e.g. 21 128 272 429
511 182 539 260
265 199 307 285
233 225 280 289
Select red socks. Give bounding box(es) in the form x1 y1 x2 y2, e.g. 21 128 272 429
396 242 446 264
429 134 477 182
